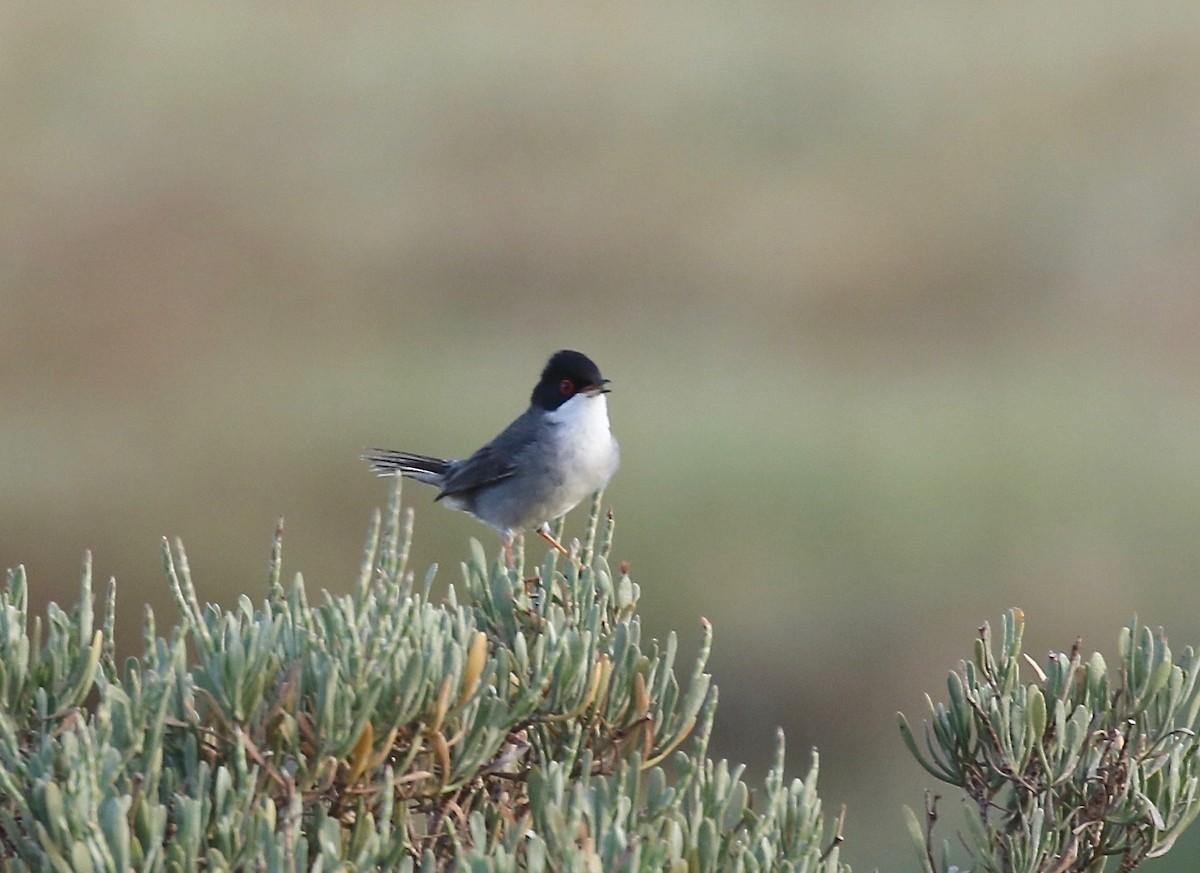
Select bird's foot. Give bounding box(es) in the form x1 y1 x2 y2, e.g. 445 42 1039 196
536 524 572 559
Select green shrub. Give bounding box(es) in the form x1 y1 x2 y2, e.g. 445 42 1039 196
5 479 1200 872
900 609 1200 872
0 483 847 872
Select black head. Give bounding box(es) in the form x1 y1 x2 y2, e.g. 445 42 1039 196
530 350 610 411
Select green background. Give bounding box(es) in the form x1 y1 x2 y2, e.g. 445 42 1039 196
4 4 1200 869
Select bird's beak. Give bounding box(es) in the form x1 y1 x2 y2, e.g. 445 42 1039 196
584 379 611 397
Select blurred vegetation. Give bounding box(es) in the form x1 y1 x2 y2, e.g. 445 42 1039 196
4 4 1200 868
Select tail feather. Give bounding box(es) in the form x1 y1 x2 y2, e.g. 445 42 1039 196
362 449 451 486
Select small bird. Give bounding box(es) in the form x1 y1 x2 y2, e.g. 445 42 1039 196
364 350 619 564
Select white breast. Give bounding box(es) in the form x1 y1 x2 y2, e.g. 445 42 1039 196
545 392 620 501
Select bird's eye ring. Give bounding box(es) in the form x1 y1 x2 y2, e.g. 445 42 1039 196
559 379 574 395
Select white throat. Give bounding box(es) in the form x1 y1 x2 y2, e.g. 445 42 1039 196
547 391 611 437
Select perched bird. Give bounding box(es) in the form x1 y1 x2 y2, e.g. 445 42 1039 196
364 350 619 564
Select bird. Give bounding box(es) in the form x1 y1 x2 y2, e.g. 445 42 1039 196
364 350 619 565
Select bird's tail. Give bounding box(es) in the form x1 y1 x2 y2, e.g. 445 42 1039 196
362 449 451 486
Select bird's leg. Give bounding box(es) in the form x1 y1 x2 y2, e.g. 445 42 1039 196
503 534 516 568
536 523 572 559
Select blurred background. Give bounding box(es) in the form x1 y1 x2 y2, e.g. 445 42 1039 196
5 3 1200 869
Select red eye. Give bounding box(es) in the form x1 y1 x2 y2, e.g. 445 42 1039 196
559 379 574 395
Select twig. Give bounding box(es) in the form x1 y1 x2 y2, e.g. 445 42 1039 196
820 803 846 861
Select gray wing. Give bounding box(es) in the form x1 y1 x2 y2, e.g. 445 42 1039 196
436 408 540 500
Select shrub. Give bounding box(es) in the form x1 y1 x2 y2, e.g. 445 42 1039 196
0 482 848 872
900 609 1200 872
5 478 1200 872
